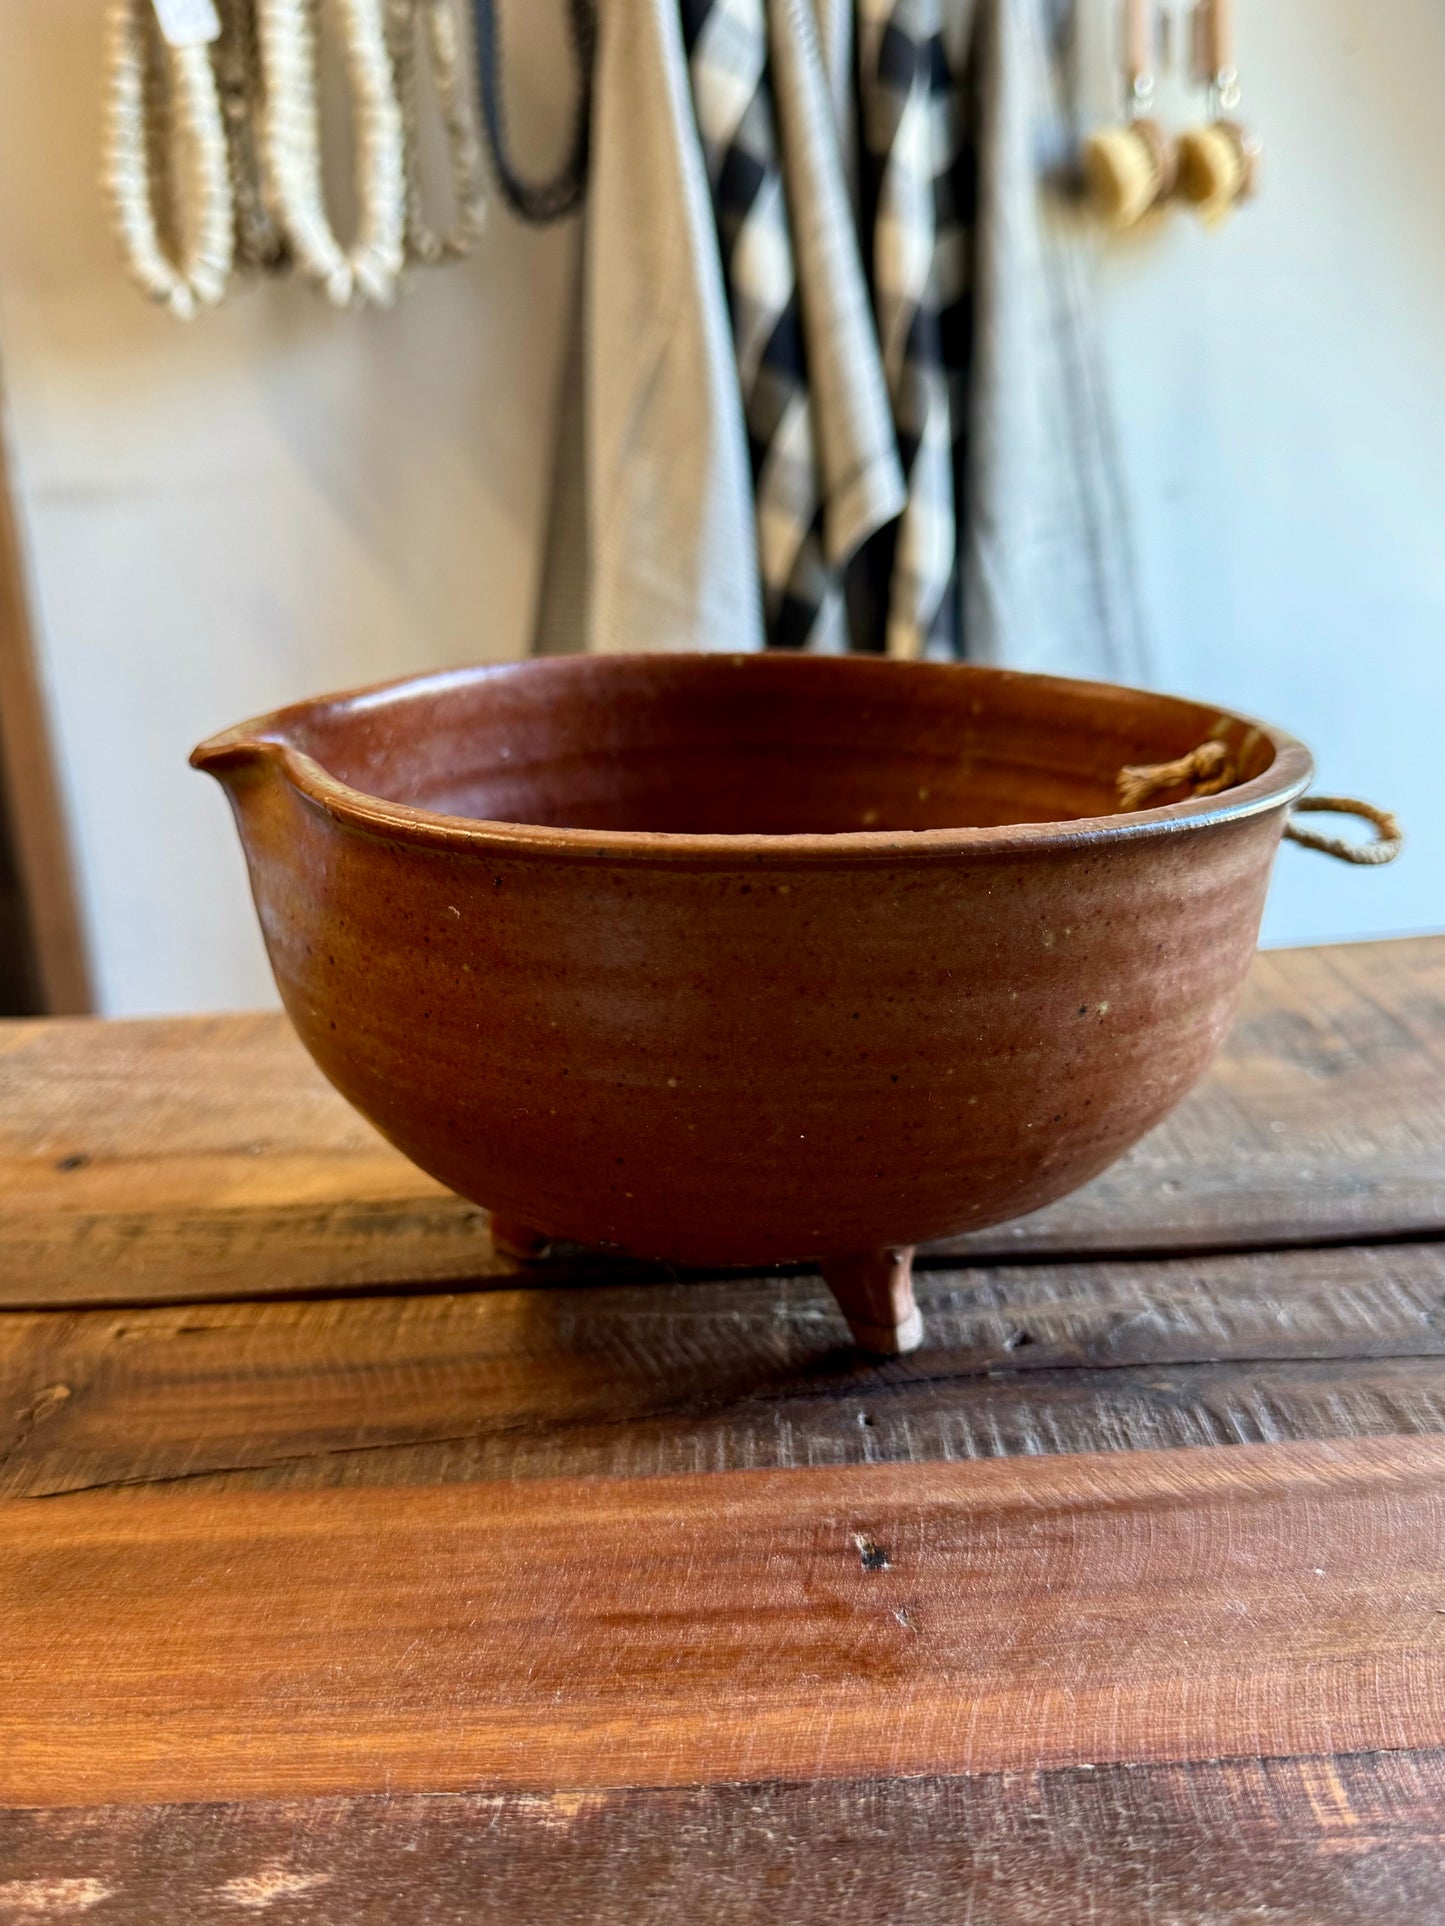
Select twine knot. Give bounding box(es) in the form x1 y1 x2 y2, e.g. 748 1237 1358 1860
1116 739 1235 813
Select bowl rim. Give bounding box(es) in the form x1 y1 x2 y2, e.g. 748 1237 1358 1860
192 654 1316 866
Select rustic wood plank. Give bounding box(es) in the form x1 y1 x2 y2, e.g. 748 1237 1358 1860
3 1749 1444 1926
13 1353 1445 1495
1 937 1443 1307
4 1438 1445 1807
4 1241 1444 1495
0 1013 501 1302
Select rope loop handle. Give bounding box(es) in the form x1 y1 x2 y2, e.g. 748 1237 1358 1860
1283 795 1403 866
1115 741 1403 868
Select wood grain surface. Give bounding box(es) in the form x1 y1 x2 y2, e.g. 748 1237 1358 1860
5 1437 1445 1807
4 936 1445 1921
1 938 1442 1306
3 1240 1445 1497
4 1750 1443 1926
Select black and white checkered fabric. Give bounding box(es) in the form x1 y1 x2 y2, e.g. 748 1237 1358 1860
681 0 847 652
857 0 969 659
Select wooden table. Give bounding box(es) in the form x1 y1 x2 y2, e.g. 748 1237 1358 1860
2 935 1444 1922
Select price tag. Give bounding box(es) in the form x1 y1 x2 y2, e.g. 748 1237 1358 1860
151 0 221 47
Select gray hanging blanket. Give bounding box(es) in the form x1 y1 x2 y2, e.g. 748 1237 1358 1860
532 0 1145 680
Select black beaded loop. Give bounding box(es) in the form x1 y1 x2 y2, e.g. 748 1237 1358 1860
473 0 594 224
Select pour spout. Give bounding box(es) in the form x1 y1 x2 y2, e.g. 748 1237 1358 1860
189 723 285 785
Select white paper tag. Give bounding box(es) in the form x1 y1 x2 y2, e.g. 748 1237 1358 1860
151 0 221 47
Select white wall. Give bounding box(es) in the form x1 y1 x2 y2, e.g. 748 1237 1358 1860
1086 0 1445 946
0 0 576 1012
0 0 1440 1014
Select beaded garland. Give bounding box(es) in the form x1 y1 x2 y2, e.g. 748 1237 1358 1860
103 0 499 315
102 0 236 318
387 0 489 265
256 0 406 307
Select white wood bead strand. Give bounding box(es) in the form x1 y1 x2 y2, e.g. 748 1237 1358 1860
212 0 290 271
102 0 236 319
385 0 488 265
257 0 406 307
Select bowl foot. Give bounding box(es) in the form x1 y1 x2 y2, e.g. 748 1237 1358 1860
820 1246 923 1355
489 1214 561 1263
495 1214 924 1354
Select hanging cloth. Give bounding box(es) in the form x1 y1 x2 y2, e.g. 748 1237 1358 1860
856 0 965 659
534 0 1144 680
767 0 904 582
958 0 1146 677
681 0 844 651
810 0 855 163
531 0 763 655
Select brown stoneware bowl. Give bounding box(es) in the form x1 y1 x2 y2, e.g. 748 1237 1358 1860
194 654 1313 1353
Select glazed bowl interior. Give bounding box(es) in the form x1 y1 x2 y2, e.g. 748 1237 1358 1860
269 655 1279 837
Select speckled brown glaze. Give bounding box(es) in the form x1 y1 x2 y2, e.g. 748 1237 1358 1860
193 655 1313 1347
